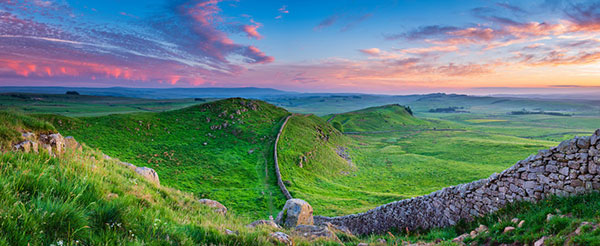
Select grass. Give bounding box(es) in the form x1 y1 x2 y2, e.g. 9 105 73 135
0 93 208 117
279 106 557 216
0 111 351 246
325 104 427 133
0 111 55 149
0 145 284 245
374 192 600 245
36 98 290 219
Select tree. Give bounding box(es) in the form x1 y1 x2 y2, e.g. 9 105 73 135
66 91 80 95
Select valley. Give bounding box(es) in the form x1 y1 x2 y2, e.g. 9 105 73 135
1 91 600 245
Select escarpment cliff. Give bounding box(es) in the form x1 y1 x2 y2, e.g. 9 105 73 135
315 129 600 235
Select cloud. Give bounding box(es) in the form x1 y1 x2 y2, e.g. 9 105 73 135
275 5 288 19
314 14 339 30
564 2 600 32
401 45 458 54
341 13 372 32
0 0 274 86
495 3 528 14
358 48 380 56
237 19 263 39
385 25 460 40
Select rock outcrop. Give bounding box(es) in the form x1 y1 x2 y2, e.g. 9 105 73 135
276 199 314 228
12 132 79 157
315 129 600 235
134 167 160 186
197 199 227 215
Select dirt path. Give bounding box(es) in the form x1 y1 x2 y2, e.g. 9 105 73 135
274 114 294 200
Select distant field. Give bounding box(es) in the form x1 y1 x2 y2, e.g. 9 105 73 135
0 93 208 117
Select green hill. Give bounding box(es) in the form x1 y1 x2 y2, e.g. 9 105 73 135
38 98 290 218
279 106 555 216
0 112 288 245
325 104 430 133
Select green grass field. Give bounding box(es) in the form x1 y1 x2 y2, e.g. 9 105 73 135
0 93 208 117
278 105 558 216
37 98 290 219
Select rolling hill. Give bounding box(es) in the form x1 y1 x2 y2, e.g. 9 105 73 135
325 104 431 133
37 98 291 218
278 104 556 216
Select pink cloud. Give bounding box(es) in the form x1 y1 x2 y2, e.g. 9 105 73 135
402 45 458 54
358 48 380 56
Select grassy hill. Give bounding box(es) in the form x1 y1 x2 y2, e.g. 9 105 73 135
279 106 556 216
0 112 287 246
325 104 431 133
38 98 290 218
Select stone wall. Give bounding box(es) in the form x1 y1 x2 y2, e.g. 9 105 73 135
275 114 294 200
314 129 600 235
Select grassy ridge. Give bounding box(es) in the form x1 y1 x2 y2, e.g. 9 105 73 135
326 104 427 132
38 98 290 218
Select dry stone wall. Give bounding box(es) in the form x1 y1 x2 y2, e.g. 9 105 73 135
314 129 600 235
274 114 294 200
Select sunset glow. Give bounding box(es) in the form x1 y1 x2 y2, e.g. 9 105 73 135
1 0 600 94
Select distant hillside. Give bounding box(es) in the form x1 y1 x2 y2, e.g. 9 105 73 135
0 86 296 99
38 98 291 218
326 104 430 133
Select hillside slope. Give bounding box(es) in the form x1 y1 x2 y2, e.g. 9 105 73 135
279 106 556 217
0 112 290 246
325 104 431 133
38 98 290 218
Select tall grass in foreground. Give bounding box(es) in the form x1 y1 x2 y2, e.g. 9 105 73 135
0 148 284 245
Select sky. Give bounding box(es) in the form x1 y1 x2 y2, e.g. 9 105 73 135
1 0 600 95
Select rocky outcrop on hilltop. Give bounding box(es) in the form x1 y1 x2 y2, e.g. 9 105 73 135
315 129 600 235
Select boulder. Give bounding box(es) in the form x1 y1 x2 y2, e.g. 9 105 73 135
269 232 292 246
64 136 82 151
197 199 227 215
276 199 314 228
134 166 160 185
292 225 340 242
39 133 65 155
247 220 280 229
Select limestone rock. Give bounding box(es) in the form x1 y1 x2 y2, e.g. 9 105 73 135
197 199 227 215
247 220 280 229
269 232 292 246
64 136 82 151
293 225 340 242
134 166 160 185
534 236 547 246
276 199 314 228
503 226 515 233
